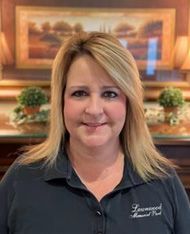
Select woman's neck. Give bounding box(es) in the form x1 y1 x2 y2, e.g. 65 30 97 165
67 140 124 182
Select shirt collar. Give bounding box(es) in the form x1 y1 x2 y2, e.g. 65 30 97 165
116 157 145 190
44 149 146 189
43 148 72 181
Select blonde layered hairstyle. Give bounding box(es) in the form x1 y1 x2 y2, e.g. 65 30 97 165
19 31 174 181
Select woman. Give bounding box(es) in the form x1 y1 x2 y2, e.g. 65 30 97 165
0 32 189 234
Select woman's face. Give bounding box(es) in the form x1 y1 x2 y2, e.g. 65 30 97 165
64 55 126 149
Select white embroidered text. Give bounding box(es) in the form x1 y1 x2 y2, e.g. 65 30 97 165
130 203 162 218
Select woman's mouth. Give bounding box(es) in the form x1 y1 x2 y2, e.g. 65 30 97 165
82 122 106 128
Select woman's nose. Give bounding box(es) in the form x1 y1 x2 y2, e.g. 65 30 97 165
85 95 103 116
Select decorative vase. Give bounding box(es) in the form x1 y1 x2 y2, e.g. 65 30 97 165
164 107 178 122
23 106 40 115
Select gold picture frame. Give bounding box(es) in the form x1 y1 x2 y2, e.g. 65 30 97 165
16 7 175 70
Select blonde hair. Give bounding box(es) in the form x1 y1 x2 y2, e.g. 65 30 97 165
19 32 174 180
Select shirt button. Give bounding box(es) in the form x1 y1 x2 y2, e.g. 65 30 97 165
96 210 102 216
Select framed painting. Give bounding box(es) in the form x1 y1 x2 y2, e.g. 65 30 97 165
16 7 175 70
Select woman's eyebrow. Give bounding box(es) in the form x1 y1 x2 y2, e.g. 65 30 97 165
67 85 120 90
67 85 89 90
101 86 119 89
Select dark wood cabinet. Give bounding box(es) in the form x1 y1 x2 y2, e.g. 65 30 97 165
155 139 190 198
0 136 46 178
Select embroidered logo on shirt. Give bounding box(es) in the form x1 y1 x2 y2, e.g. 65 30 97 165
130 203 162 218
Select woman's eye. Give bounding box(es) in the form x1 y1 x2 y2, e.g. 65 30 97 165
71 90 88 97
103 91 118 98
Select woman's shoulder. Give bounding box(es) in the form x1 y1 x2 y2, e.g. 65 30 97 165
0 157 45 187
159 167 180 185
154 167 189 203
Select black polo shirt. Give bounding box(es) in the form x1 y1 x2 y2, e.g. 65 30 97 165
0 150 190 234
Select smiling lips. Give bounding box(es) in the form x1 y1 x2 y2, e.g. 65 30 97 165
83 122 106 128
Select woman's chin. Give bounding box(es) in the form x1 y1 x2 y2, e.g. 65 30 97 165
81 136 111 149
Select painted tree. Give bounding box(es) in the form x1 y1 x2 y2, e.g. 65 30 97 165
52 21 72 35
41 22 51 33
138 20 162 38
113 22 136 37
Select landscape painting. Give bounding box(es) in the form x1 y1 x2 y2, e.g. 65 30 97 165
16 7 175 69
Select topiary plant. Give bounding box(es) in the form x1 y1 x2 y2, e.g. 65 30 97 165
12 86 49 123
17 86 48 108
158 87 184 108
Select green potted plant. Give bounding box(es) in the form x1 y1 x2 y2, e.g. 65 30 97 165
158 87 185 123
17 86 48 115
